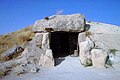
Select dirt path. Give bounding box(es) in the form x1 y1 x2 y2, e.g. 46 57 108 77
3 56 120 80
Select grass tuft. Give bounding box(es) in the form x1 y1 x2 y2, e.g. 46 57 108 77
109 49 118 55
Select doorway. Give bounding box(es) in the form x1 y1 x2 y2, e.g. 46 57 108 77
50 32 79 58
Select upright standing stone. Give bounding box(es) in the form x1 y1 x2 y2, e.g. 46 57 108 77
41 33 50 51
79 37 94 66
78 32 86 43
39 49 54 67
91 49 108 68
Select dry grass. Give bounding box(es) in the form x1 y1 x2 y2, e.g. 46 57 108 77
0 68 11 78
85 31 92 37
0 26 35 55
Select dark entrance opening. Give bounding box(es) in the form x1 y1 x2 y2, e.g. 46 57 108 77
50 32 79 58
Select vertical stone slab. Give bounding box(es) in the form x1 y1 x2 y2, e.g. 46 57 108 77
91 49 108 68
78 32 86 44
42 33 50 51
39 49 54 67
78 37 94 66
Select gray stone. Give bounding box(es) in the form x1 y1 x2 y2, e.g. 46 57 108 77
94 42 108 51
79 37 94 66
70 50 78 57
45 49 53 59
31 67 39 73
33 14 86 32
39 54 54 67
91 49 108 68
1 46 24 61
41 33 50 51
17 43 45 65
30 33 43 48
14 65 26 76
78 32 86 43
74 50 79 57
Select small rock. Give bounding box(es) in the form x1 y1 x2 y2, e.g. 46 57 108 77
31 67 39 73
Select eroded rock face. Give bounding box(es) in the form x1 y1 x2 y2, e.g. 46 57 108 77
33 14 86 32
91 49 108 68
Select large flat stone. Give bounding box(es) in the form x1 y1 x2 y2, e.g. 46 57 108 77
33 14 86 32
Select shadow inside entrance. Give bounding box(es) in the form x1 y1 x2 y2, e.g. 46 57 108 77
54 57 65 66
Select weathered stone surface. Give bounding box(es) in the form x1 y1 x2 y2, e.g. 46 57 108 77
78 32 86 43
79 37 94 66
18 43 45 65
13 63 40 76
33 14 86 32
70 50 78 57
0 60 17 72
14 65 26 76
30 33 43 48
39 55 54 67
95 42 107 49
45 49 53 59
39 50 54 68
88 22 120 50
1 46 24 61
91 49 108 68
41 33 50 51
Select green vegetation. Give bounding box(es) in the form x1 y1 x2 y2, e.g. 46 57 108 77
109 49 118 55
106 59 112 67
84 59 92 67
0 70 5 78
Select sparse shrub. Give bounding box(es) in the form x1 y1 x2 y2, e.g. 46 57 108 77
19 35 31 42
0 70 5 78
88 21 91 23
109 49 118 55
15 71 25 76
96 22 99 24
0 68 11 78
85 31 92 37
44 17 49 20
106 59 112 67
0 56 10 62
83 59 92 67
45 28 53 32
